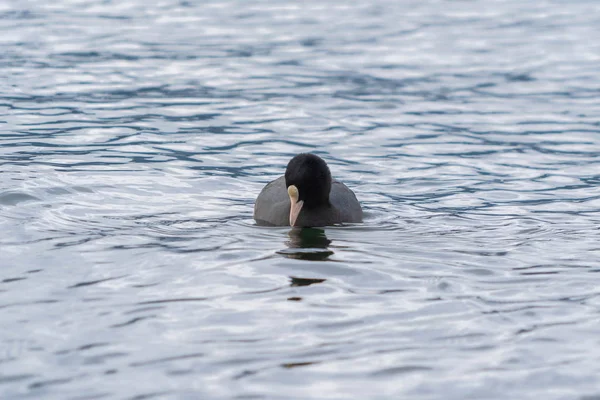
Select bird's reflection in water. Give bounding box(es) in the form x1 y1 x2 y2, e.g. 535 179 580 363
289 276 326 287
276 228 334 261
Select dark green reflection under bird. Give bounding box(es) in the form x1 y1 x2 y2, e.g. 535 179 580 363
276 228 334 261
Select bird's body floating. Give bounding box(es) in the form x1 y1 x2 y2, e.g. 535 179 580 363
254 154 362 227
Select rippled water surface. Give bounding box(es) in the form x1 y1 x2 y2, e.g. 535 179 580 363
2 0 600 398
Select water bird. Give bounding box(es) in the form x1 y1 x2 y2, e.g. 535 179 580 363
254 153 362 227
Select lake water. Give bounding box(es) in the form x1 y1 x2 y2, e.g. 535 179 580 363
1 0 600 399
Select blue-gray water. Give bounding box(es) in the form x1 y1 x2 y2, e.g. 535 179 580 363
2 0 600 399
